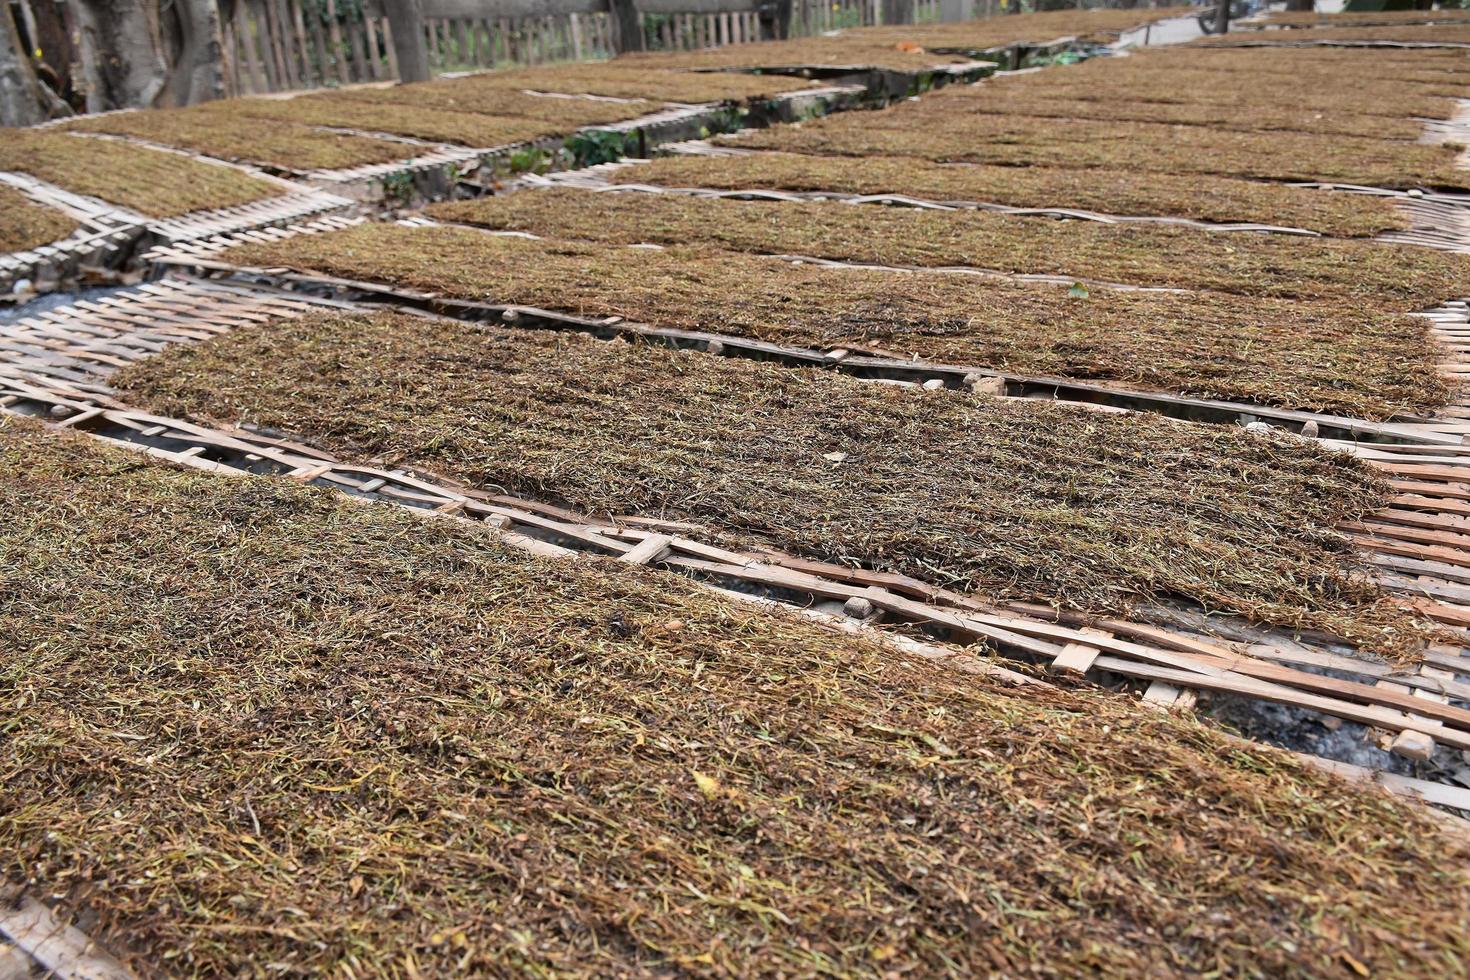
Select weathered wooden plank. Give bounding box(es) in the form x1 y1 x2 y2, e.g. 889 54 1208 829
618 532 674 565
0 892 134 980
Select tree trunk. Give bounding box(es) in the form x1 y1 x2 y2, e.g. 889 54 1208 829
158 0 226 106
608 0 643 53
772 0 793 38
25 0 80 106
882 0 915 25
1212 0 1231 35
70 0 168 112
0 3 68 125
384 0 430 81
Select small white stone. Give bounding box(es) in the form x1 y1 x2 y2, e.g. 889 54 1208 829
1390 729 1436 762
966 374 1006 396
922 379 946 391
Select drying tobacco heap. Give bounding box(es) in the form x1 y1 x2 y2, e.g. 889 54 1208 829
321 84 655 126
1199 24 1470 45
932 85 1425 140
118 310 1431 657
607 152 1408 236
1132 45 1470 86
429 187 1470 307
718 44 1470 188
456 62 818 102
0 185 78 252
991 48 1470 115
1264 8 1470 26
731 108 1470 189
0 130 283 216
217 220 1446 419
969 70 1459 119
62 104 422 172
189 96 563 151
5 417 1466 975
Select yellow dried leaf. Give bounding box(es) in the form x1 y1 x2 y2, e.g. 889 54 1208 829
693 770 721 799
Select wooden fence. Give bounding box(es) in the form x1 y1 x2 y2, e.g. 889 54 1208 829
220 0 1000 97
224 1 393 95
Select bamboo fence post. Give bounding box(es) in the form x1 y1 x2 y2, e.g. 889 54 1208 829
324 0 348 84
345 7 371 81
289 0 317 87
569 11 584 58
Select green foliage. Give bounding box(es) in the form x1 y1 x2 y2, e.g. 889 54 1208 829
566 129 629 167
505 147 555 175
700 107 746 141
380 170 416 205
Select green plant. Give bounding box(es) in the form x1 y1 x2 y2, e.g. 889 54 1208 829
566 129 628 167
380 170 415 205
505 147 553 175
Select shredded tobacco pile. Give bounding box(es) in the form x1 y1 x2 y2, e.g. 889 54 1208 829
61 105 419 171
610 152 1409 236
0 130 283 216
931 87 1424 140
0 185 78 252
983 47 1470 112
1264 8 1470 27
62 81 677 168
949 71 1459 120
1129 44 1470 84
428 188 1470 307
118 309 1432 656
1198 25 1470 45
323 82 656 125
197 95 562 150
730 107 1470 189
218 221 1447 419
5 417 1467 975
458 62 817 102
